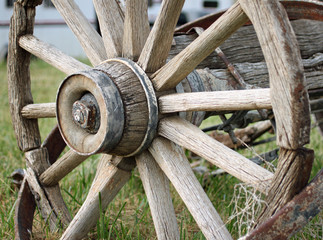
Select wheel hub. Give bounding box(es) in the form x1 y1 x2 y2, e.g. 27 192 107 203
56 58 158 157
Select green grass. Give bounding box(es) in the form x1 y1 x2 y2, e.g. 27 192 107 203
0 59 322 239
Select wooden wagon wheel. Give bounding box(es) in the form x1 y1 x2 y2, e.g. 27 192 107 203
8 0 322 239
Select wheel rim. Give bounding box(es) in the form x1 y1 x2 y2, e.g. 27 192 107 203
7 0 321 239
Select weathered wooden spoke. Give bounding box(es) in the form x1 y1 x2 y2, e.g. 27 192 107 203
136 151 180 240
60 155 135 240
158 116 273 194
51 0 107 65
151 2 248 90
93 0 124 58
122 0 150 60
138 0 185 72
149 137 233 240
19 35 91 74
8 0 322 239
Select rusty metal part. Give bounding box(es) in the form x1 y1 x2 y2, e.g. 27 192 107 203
72 92 100 134
242 168 323 240
175 1 323 33
14 178 36 240
41 125 66 165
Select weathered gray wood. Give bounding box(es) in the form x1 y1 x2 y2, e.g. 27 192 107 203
136 151 180 240
149 137 233 240
255 148 314 227
93 0 124 58
159 88 271 113
151 2 248 91
96 59 158 156
122 0 150 61
196 53 323 91
7 1 41 152
240 0 311 149
25 148 71 231
40 150 88 186
19 35 91 75
21 103 56 118
56 69 124 155
60 155 135 240
158 116 273 194
137 0 185 72
170 19 323 70
51 0 107 65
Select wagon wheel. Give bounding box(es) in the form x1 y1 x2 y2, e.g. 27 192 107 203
8 0 321 239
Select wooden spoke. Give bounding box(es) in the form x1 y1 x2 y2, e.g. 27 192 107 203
21 103 56 119
159 88 272 113
136 151 180 240
19 35 90 75
61 155 135 240
137 0 185 72
149 138 233 240
122 0 150 60
151 2 248 91
240 0 310 149
51 0 107 65
93 0 125 58
39 150 88 186
158 116 273 194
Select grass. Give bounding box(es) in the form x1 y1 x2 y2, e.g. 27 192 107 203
0 59 322 239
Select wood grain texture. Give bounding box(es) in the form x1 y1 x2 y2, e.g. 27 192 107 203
170 19 323 70
158 116 273 194
149 137 233 240
240 0 311 149
159 88 271 113
137 0 185 72
7 2 41 152
151 2 248 91
93 0 124 58
61 155 135 240
122 0 150 60
195 53 323 91
255 148 314 227
136 151 180 240
21 103 56 118
19 35 91 75
51 0 107 65
40 150 88 186
96 59 156 156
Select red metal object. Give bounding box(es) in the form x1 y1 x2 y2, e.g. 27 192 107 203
243 168 323 240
